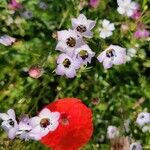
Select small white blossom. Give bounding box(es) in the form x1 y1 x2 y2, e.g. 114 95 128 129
0 109 18 139
136 112 150 127
142 125 150 133
74 44 95 65
56 29 84 57
97 45 126 69
107 125 119 139
29 108 60 140
56 53 81 78
117 0 138 17
130 142 142 150
99 19 115 39
71 14 96 38
126 48 137 61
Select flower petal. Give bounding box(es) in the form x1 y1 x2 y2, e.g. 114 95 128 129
103 58 113 69
29 116 41 127
8 128 18 139
7 109 16 120
97 51 106 62
39 108 51 118
56 64 65 76
0 113 9 120
65 67 76 78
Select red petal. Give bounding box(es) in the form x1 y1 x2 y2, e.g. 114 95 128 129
40 98 93 150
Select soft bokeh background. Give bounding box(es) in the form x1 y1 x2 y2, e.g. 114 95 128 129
0 0 150 149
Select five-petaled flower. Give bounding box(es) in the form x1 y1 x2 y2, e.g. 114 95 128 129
130 142 142 150
71 14 96 38
97 45 126 69
107 125 119 139
56 29 84 57
74 44 95 65
56 53 81 78
136 112 150 127
29 108 60 140
117 0 138 17
0 35 16 46
99 19 115 39
0 109 18 139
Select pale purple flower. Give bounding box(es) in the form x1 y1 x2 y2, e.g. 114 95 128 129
99 19 115 39
56 29 84 56
89 0 100 8
134 29 149 39
71 14 96 38
74 44 95 65
130 142 142 150
0 109 18 139
56 53 81 78
97 45 126 69
117 0 138 17
21 10 33 19
0 35 16 46
8 0 22 10
16 115 41 141
136 112 150 127
29 108 60 140
38 1 48 10
107 125 119 139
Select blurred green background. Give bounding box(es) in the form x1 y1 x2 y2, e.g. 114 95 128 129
0 0 150 149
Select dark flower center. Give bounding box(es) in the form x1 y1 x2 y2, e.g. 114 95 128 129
106 49 115 58
66 37 76 47
40 118 50 128
132 145 136 150
76 25 86 33
8 119 15 127
63 58 71 68
79 50 89 60
140 115 144 119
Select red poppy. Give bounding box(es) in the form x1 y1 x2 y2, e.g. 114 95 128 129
40 98 93 150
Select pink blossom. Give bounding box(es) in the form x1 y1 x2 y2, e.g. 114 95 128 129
8 0 22 10
89 0 100 8
134 29 149 39
131 10 141 20
28 65 43 79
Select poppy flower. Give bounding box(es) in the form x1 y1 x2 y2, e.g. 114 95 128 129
40 98 93 150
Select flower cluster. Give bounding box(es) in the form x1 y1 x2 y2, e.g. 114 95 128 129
55 14 96 78
0 98 93 150
55 14 127 77
0 108 60 141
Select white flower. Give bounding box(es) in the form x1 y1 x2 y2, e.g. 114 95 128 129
136 112 150 127
130 142 142 150
56 53 81 78
56 29 84 57
107 125 119 139
0 35 16 46
97 45 126 69
71 14 96 38
142 125 150 133
0 109 18 139
99 19 115 39
74 44 95 65
29 108 60 140
126 48 137 61
117 0 138 17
